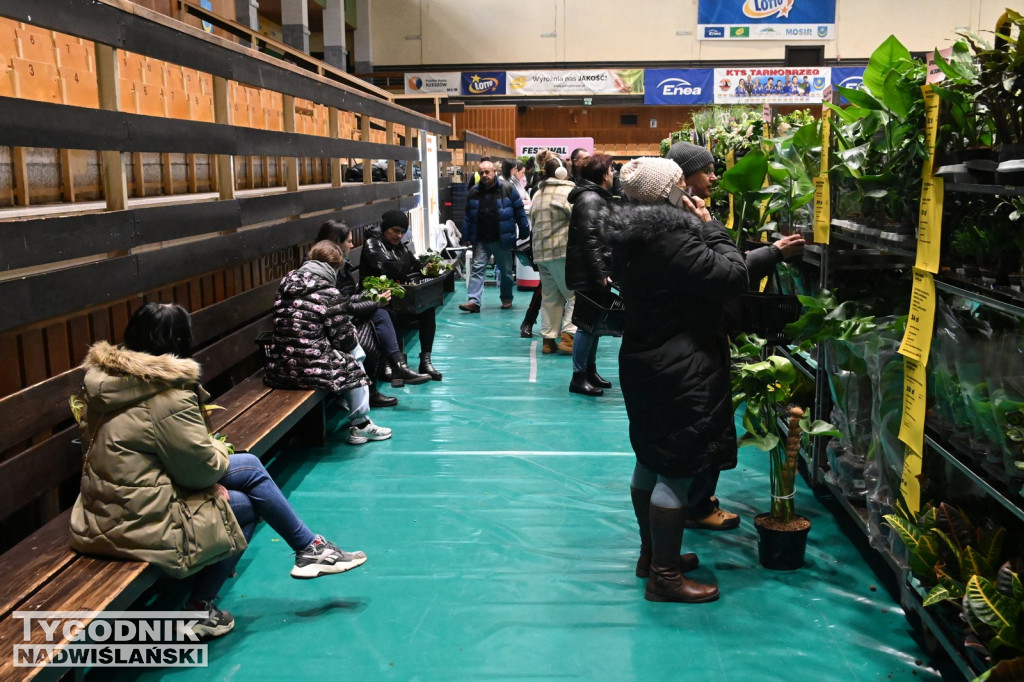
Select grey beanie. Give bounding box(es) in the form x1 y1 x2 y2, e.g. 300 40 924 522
619 157 682 204
667 141 716 178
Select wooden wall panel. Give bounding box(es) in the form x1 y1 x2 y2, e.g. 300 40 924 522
447 106 517 150
517 105 697 149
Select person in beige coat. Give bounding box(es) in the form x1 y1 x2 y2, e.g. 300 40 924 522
70 303 366 639
528 153 578 354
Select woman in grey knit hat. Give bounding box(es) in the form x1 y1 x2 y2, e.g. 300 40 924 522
606 157 748 603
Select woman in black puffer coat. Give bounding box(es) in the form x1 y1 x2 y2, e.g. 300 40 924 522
608 157 747 604
565 153 617 396
361 210 443 381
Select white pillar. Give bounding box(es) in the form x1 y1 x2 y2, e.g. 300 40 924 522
322 0 347 70
353 0 373 74
281 0 310 54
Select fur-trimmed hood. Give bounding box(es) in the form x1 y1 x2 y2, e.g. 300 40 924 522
605 202 703 251
83 341 201 415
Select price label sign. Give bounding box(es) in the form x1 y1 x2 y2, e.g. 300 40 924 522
813 174 830 244
898 269 936 365
898 445 923 515
898 356 928 457
916 177 943 273
820 107 832 175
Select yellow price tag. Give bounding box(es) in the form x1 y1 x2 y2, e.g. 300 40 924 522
898 356 928 458
898 269 936 365
820 108 832 175
813 175 830 244
916 177 943 273
898 446 923 516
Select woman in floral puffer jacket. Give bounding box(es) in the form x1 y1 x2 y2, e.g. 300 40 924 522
265 240 392 445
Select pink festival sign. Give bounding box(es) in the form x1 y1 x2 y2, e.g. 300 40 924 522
515 138 595 159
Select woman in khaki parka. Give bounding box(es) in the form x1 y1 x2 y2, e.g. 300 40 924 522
70 303 367 639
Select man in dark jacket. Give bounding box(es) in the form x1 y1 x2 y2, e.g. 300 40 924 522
459 158 531 312
667 141 804 532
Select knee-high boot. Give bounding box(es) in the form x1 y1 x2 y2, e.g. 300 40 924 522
644 504 720 603
630 487 699 578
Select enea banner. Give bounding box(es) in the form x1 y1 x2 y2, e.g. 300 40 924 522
698 0 836 40
643 69 714 105
405 72 460 96
506 70 644 96
713 67 831 104
461 72 506 96
831 66 866 104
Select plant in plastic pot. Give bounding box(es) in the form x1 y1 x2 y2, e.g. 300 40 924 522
731 334 839 569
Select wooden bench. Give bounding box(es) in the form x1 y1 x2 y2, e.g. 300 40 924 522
0 280 326 681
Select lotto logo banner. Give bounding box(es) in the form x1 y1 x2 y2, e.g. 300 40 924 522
713 67 832 104
461 72 506 96
698 0 836 40
13 611 209 668
644 70 714 105
405 72 460 96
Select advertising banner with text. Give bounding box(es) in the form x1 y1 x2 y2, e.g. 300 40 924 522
698 0 836 40
643 69 715 105
713 67 831 104
831 66 866 104
515 137 595 159
404 72 461 96
506 70 644 96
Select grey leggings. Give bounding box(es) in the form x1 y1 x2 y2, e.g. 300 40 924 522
631 462 692 510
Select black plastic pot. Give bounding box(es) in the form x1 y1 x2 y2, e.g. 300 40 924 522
754 513 810 570
996 143 1024 186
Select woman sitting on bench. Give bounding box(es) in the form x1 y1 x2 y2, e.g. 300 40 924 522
316 219 430 400
361 209 444 381
265 240 393 445
69 303 367 640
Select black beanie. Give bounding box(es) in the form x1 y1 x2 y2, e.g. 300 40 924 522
381 209 409 231
667 142 716 178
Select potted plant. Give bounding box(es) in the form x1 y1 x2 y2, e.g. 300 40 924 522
731 334 840 569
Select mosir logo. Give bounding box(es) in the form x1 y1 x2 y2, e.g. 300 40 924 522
743 0 795 19
658 78 703 96
468 76 499 94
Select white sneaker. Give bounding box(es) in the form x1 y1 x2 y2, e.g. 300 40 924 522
347 420 392 444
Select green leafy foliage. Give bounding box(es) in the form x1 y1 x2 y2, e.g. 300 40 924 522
962 562 1024 669
361 276 406 302
417 250 454 277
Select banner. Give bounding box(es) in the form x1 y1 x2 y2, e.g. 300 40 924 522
713 67 831 104
698 0 836 40
405 72 461 96
643 69 715 105
515 137 594 159
831 66 865 104
506 70 644 96
461 72 506 96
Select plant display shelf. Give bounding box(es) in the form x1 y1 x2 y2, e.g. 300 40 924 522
935 273 1024 317
801 244 913 272
818 476 981 681
944 182 1024 198
829 219 918 258
922 432 1024 525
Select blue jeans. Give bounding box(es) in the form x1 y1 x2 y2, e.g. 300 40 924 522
467 240 515 305
190 453 315 601
371 308 400 356
571 328 599 374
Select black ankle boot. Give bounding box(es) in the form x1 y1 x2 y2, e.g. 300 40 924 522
369 384 399 408
587 366 612 389
520 320 534 338
387 353 431 387
418 352 443 381
569 371 603 396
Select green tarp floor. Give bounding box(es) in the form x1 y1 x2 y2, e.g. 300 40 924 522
107 282 943 681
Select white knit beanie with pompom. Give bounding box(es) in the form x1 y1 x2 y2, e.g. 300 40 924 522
619 157 682 204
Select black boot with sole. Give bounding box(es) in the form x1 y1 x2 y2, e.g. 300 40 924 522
630 487 699 577
418 352 443 381
569 371 603 397
387 352 431 388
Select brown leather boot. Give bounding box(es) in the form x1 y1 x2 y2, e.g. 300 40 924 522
542 338 558 354
630 487 699 578
557 331 574 354
645 504 720 603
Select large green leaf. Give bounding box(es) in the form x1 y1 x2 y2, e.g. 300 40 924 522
964 575 1018 630
864 35 912 97
923 584 955 606
882 69 917 120
837 85 882 110
718 149 769 195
